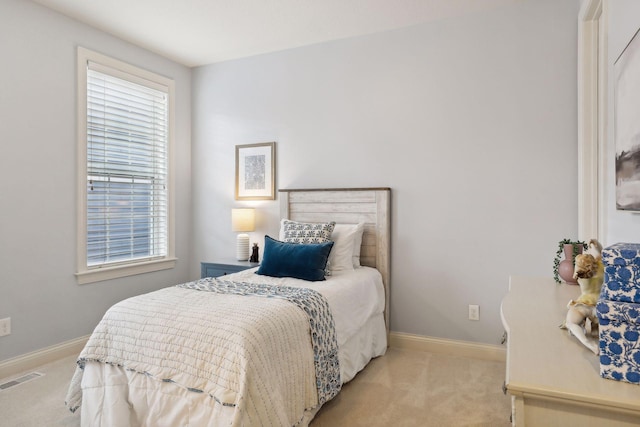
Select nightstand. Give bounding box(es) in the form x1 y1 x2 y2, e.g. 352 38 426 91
201 260 259 278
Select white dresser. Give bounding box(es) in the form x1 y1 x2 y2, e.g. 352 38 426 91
501 276 640 426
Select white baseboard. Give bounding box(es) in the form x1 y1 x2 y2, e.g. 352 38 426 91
389 332 506 363
0 332 504 380
0 335 89 380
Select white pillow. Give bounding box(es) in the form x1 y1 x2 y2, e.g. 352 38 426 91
330 223 365 271
350 223 365 268
279 218 287 240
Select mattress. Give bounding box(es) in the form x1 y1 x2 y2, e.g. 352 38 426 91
71 266 387 427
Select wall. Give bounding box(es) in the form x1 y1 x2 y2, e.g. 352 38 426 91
192 0 580 345
605 0 640 243
0 0 192 361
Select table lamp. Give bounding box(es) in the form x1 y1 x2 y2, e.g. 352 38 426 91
232 208 255 261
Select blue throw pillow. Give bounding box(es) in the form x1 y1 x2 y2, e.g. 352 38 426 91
256 235 334 281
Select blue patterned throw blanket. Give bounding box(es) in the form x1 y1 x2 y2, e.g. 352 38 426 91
179 278 342 405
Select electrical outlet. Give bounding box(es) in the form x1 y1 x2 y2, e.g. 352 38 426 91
468 305 480 321
0 317 11 337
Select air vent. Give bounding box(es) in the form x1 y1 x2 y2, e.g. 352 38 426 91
0 372 44 391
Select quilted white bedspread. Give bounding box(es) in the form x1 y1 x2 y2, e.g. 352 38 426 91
66 267 386 427
66 281 334 426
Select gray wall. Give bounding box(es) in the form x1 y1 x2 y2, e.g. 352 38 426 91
0 0 192 361
192 0 581 345
0 0 588 361
606 0 640 243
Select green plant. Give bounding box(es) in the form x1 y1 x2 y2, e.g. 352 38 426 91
553 239 587 283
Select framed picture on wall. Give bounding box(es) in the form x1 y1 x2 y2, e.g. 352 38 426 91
615 26 640 211
235 142 276 200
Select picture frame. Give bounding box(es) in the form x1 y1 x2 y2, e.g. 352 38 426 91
235 142 276 200
615 26 640 211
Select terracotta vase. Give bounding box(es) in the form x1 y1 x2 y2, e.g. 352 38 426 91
558 243 583 285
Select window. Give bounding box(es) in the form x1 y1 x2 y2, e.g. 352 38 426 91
77 48 175 284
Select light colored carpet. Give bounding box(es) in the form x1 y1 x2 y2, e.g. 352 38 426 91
0 354 81 427
312 348 510 426
0 348 510 426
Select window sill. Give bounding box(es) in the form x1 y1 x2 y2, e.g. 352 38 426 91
76 257 177 285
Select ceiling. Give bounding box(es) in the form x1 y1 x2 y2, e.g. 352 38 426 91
32 0 521 67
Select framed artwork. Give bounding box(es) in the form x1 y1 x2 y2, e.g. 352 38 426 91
235 142 276 200
615 26 640 211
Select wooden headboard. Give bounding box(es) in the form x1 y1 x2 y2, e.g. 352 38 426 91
279 187 391 335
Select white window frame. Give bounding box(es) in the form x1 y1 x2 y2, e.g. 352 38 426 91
76 47 176 284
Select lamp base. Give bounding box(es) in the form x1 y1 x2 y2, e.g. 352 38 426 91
236 234 250 261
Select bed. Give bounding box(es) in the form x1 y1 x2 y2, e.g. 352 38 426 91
66 187 391 426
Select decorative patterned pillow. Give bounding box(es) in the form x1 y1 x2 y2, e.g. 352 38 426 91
281 220 336 244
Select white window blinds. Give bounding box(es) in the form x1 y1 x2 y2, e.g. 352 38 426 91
86 63 168 267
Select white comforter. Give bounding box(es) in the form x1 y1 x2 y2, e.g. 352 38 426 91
66 267 386 427
228 267 385 351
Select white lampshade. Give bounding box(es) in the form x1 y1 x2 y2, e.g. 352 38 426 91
232 208 255 261
231 208 255 232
